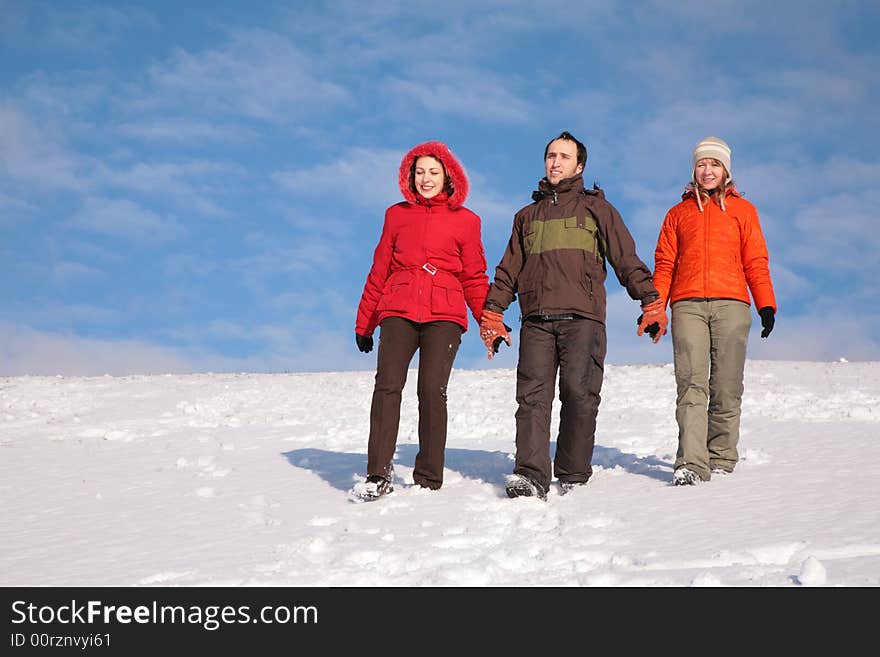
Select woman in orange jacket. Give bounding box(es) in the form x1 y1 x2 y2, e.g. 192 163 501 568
641 136 777 485
352 141 489 500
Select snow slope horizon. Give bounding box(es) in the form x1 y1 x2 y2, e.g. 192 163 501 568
2 359 878 587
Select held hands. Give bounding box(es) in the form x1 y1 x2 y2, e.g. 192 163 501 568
479 310 512 360
759 307 775 338
355 333 373 353
636 298 668 344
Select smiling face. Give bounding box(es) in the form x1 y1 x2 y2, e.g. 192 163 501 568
413 156 446 199
694 158 726 191
544 138 584 185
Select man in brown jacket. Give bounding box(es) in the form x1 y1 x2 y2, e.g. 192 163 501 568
480 131 661 499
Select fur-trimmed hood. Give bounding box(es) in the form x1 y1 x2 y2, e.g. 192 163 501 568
398 141 469 210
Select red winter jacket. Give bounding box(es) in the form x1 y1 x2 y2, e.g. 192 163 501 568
355 141 489 337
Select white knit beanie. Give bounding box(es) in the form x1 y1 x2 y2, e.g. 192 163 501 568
692 136 731 178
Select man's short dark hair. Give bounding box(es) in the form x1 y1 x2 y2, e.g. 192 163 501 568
544 131 587 167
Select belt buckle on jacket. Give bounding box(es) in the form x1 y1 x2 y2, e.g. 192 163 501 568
422 262 437 276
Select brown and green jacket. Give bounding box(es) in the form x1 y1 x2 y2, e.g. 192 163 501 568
485 174 658 322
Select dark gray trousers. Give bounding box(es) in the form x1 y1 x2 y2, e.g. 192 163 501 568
514 317 607 490
367 316 462 489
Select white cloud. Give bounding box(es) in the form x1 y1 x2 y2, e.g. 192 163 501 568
167 317 367 374
49 261 104 286
0 104 82 189
785 191 880 270
117 119 258 144
6 302 123 328
0 323 195 377
273 147 403 208
383 69 531 123
763 69 867 106
749 311 880 363
141 29 351 124
37 4 157 52
67 197 185 244
0 189 36 222
94 159 244 217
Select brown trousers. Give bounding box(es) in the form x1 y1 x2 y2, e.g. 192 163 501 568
367 316 462 489
514 317 607 490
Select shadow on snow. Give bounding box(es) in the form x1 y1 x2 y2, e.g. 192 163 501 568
283 442 671 492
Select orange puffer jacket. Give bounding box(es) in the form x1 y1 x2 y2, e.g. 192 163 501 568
652 189 777 312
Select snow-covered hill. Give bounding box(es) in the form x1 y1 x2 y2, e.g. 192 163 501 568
2 360 878 586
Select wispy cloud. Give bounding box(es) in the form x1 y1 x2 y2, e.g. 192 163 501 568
49 261 104 287
0 104 82 189
1 2 157 52
749 300 880 362
39 4 157 52
3 1 879 375
785 191 880 270
140 29 352 124
67 197 184 245
117 119 258 144
273 147 403 209
0 323 193 376
0 190 35 222
383 68 531 123
94 159 245 217
4 301 124 328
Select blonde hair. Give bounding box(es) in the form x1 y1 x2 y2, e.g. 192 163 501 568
688 159 735 211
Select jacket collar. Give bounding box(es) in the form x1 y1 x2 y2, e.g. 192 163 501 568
682 186 742 201
413 191 450 208
532 173 585 201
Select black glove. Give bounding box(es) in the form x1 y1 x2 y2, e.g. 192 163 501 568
759 307 775 338
636 314 660 340
355 333 373 353
492 323 513 354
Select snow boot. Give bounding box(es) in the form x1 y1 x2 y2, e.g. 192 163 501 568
672 467 700 486
351 474 394 501
505 473 547 500
558 479 588 495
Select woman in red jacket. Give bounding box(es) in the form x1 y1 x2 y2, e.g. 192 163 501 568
643 136 777 485
352 141 489 500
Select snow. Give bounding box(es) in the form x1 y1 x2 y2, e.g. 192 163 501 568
1 360 878 587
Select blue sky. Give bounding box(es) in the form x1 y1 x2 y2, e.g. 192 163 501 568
2 0 879 376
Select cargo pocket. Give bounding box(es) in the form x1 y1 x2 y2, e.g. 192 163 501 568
565 216 600 259
523 226 537 254
430 282 465 316
377 281 410 312
581 273 594 300
586 325 607 395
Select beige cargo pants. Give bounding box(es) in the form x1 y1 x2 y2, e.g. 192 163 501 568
671 299 752 480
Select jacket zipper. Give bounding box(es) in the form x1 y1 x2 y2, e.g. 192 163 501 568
703 198 710 295
419 202 431 323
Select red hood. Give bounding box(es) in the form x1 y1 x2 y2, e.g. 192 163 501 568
398 141 469 209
